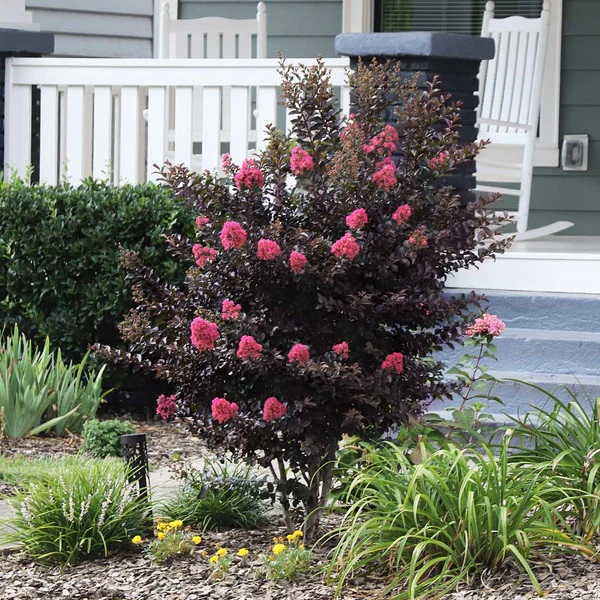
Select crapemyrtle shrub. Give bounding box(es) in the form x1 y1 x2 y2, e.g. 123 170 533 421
0 179 195 395
96 59 509 537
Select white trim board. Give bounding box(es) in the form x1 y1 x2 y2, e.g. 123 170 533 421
448 236 600 295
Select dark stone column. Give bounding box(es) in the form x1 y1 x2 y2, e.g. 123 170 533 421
334 32 494 195
0 28 54 181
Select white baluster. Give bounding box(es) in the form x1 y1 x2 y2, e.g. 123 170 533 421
93 86 112 180
39 85 58 185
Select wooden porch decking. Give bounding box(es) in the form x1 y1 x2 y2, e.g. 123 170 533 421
449 235 600 295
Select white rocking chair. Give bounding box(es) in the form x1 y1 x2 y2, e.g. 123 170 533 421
157 1 267 60
152 2 267 171
476 0 573 241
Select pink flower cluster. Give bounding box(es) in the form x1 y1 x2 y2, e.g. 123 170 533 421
364 125 398 156
429 152 448 169
211 397 239 424
192 244 217 268
331 233 360 260
288 343 310 365
195 216 210 228
220 221 247 250
234 159 264 191
263 396 287 422
382 352 404 374
190 317 219 352
372 157 396 192
156 394 177 420
407 226 428 249
221 299 242 320
289 251 308 274
237 335 263 360
332 341 349 360
392 204 412 225
465 314 506 338
346 208 368 230
221 153 234 173
290 146 314 175
257 239 282 261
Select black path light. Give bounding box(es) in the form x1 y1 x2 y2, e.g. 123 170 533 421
120 433 151 503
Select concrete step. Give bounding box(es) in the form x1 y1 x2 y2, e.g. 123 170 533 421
438 328 600 377
452 289 600 333
432 370 600 420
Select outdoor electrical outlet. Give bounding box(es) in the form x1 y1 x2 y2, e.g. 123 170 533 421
561 134 589 171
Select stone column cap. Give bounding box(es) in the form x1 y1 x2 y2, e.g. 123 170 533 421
335 32 494 61
0 28 54 54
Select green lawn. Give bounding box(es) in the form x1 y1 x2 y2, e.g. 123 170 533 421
0 455 122 496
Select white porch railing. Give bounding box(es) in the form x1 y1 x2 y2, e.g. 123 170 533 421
4 57 351 185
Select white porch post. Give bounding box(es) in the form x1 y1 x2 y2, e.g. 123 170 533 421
342 0 373 33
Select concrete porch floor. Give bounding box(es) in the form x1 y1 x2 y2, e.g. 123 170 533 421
449 235 600 295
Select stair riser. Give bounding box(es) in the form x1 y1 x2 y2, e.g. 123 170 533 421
431 377 600 418
451 290 600 333
438 336 600 376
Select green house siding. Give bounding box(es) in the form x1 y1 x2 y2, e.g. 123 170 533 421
179 0 343 58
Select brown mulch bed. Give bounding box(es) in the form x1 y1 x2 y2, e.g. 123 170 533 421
0 419 204 467
3 422 600 599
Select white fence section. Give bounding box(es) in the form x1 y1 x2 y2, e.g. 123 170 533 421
4 57 351 185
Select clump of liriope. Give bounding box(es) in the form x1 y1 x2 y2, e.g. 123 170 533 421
4 457 149 566
327 435 595 600
160 459 270 531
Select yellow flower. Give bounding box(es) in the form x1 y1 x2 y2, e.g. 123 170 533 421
157 522 169 532
209 555 219 564
237 548 249 557
157 532 165 541
192 536 202 545
216 548 228 557
299 543 305 551
169 519 183 529
131 535 142 545
272 543 286 555
286 534 295 542
293 530 304 538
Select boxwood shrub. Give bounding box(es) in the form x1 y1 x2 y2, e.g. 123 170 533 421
0 179 195 372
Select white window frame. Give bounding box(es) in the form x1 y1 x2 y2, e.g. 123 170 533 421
342 0 563 167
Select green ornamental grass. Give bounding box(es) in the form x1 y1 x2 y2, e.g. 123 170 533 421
160 461 269 531
327 437 594 600
3 457 150 566
510 385 600 538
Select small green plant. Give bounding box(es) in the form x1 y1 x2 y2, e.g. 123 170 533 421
510 387 600 538
264 530 311 582
81 419 136 458
160 459 270 530
208 546 233 578
142 518 202 562
0 326 105 438
4 457 150 566
327 436 594 600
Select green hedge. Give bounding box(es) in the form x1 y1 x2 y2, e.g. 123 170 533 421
0 179 195 366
